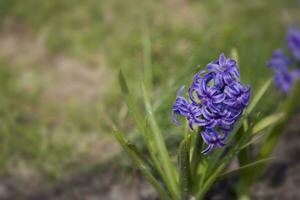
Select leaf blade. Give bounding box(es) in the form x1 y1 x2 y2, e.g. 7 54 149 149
252 112 284 135
113 127 172 200
218 157 275 180
119 71 176 197
142 83 179 198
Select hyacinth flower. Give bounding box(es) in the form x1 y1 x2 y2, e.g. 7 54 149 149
117 48 281 199
172 53 250 154
267 26 300 94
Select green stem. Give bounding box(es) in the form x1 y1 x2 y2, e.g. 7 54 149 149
179 136 192 200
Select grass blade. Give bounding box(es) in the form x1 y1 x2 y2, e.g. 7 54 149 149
142 83 179 198
218 157 275 180
119 71 175 196
119 71 159 162
252 112 284 135
247 78 272 114
113 127 172 200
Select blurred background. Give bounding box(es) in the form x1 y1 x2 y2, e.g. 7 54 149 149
0 0 300 199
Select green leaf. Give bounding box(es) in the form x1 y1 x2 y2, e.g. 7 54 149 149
119 71 174 197
218 157 275 180
118 71 158 163
247 78 272 114
239 131 268 150
252 112 284 135
118 71 145 136
190 128 204 192
179 136 192 200
142 83 179 198
237 126 251 193
113 127 172 200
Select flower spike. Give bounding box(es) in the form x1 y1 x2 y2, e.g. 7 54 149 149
172 53 250 154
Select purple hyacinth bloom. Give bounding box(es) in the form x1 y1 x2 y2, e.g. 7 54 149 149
200 129 227 154
287 26 300 61
206 53 240 86
172 53 250 154
266 49 291 70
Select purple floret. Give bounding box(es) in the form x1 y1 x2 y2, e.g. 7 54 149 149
172 86 202 130
206 53 240 86
224 81 250 110
200 129 227 155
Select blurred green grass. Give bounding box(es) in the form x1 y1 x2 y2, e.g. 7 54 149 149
0 0 299 180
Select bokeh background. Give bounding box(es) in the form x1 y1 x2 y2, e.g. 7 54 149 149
0 0 300 199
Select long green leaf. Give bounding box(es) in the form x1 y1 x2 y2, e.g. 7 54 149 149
218 157 275 180
239 131 268 150
246 78 272 114
190 129 204 193
113 127 172 200
237 123 251 197
252 112 284 135
142 83 179 198
119 71 158 161
118 71 146 138
119 71 173 196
